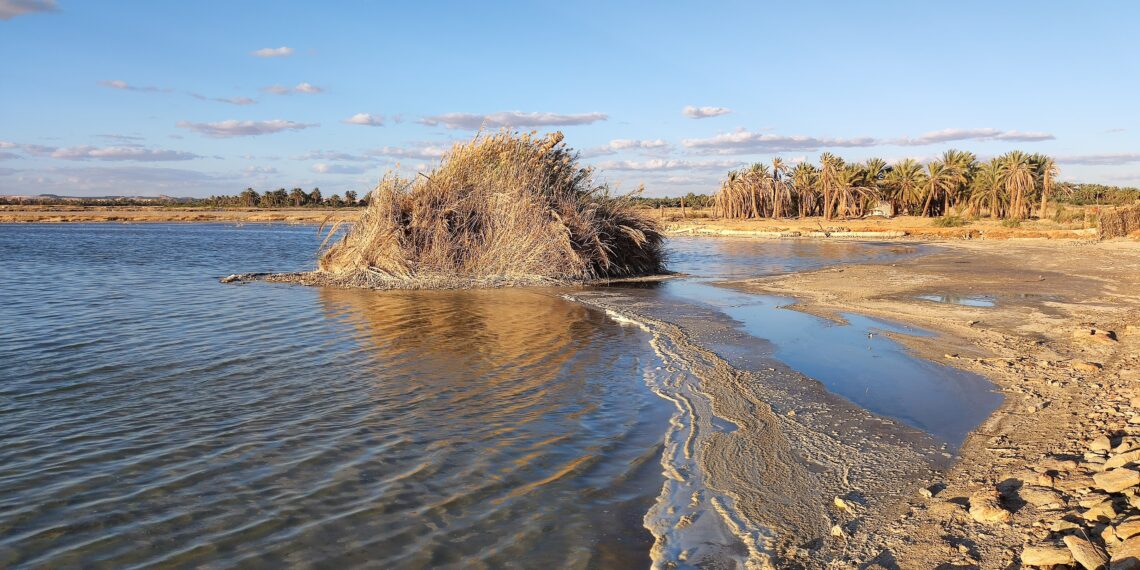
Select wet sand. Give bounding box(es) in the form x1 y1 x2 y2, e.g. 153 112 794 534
722 238 1140 567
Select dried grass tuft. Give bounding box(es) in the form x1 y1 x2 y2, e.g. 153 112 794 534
1098 204 1140 239
316 131 665 288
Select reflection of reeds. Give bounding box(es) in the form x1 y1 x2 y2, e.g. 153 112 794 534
1098 204 1140 238
318 131 664 288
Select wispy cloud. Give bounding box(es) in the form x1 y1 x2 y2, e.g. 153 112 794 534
295 150 372 162
684 127 1055 155
98 79 171 93
594 158 745 172
343 113 384 127
176 119 318 138
367 144 452 160
0 151 20 160
1057 153 1140 166
0 0 57 20
1105 128 1126 134
262 82 323 95
683 106 732 119
49 145 201 162
684 129 878 154
251 46 294 58
96 134 146 142
312 163 369 174
581 138 672 158
189 93 257 105
418 111 607 130
896 128 1054 145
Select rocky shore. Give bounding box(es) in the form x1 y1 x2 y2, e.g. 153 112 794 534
726 239 1140 568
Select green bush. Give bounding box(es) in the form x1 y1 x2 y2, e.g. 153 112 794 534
932 215 967 227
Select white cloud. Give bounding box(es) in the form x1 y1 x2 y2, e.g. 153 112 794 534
1057 153 1140 166
251 46 294 58
343 113 384 127
262 82 324 95
418 111 608 130
312 163 369 174
98 79 171 93
3 166 234 196
242 166 278 176
0 0 57 20
176 119 318 138
0 141 16 149
683 106 732 119
190 93 257 105
49 145 201 161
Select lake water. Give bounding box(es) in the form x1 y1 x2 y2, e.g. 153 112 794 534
0 226 999 569
0 224 671 569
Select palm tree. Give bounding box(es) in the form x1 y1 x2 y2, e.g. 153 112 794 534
920 160 955 217
791 162 818 218
289 187 307 207
1032 155 1058 218
885 159 925 215
968 159 1005 219
998 151 1036 219
818 153 844 220
770 158 792 218
940 149 976 212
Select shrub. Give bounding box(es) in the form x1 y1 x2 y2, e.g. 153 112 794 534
1098 204 1140 238
316 131 665 288
1001 219 1022 228
932 215 967 227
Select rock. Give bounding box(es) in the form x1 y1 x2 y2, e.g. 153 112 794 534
1064 534 1110 569
1058 473 1099 492
1022 543 1075 566
1020 484 1067 507
830 524 845 537
1118 518 1140 540
1094 468 1140 493
220 274 241 283
1074 328 1119 345
1094 435 1116 452
1076 360 1106 371
1083 499 1118 523
969 489 1011 523
918 487 934 499
1111 535 1140 569
834 496 853 512
1107 450 1140 470
1052 518 1082 532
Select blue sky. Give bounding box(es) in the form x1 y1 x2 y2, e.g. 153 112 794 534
2 1 1139 198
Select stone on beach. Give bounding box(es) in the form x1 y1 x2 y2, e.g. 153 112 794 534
1112 535 1140 569
1094 468 1140 494
1021 543 1074 566
968 489 1011 523
1064 534 1110 569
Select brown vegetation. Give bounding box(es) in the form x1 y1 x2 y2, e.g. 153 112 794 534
315 131 664 288
1099 204 1140 239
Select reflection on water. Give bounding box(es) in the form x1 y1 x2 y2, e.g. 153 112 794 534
917 294 996 307
666 237 921 279
0 224 670 569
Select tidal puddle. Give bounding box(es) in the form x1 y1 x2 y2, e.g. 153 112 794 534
917 294 996 307
661 280 1001 445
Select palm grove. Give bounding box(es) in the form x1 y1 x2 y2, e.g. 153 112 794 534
714 150 1060 221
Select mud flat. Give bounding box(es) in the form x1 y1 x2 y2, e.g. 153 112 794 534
723 239 1140 568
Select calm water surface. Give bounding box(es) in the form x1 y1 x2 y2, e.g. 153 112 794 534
0 224 671 569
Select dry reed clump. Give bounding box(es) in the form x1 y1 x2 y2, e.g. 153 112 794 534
1097 203 1140 238
316 131 665 288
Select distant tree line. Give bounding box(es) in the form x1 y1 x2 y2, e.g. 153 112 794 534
202 188 365 208
0 188 369 208
714 151 1138 221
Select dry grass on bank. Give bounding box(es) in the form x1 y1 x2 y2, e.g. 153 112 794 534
314 131 665 288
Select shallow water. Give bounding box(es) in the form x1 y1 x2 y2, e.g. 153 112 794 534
0 224 671 569
662 238 1001 446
